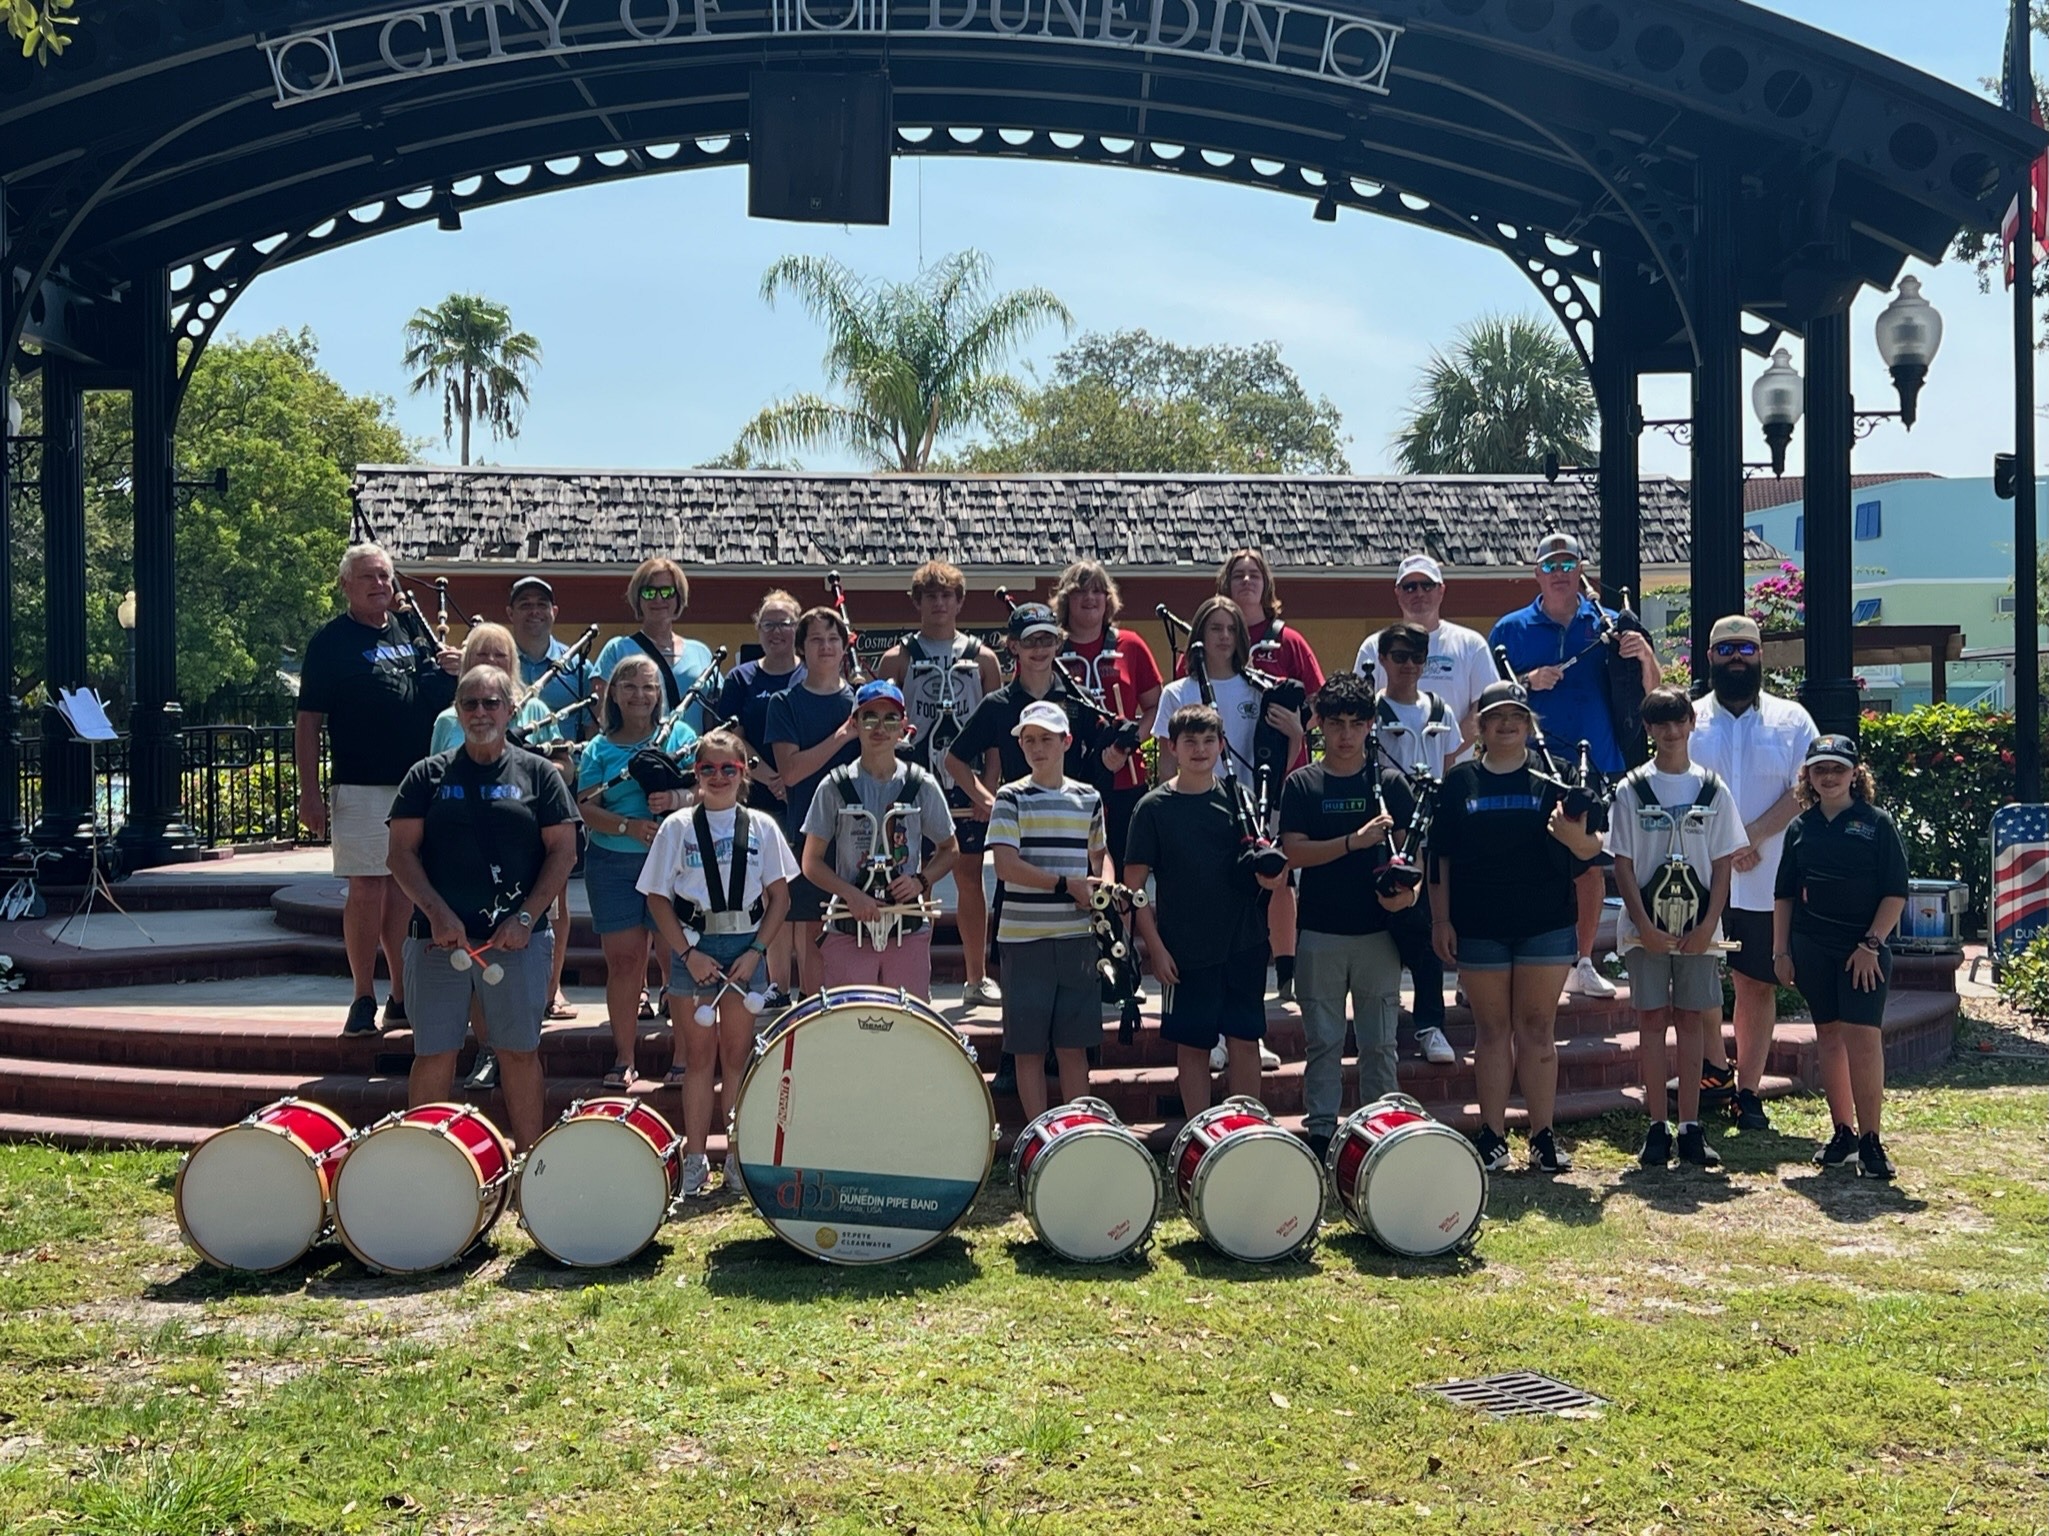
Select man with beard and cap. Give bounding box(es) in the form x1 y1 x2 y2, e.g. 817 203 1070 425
1687 613 1818 1131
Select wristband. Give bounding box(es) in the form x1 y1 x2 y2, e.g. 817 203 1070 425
747 940 768 956
1771 951 1791 961
916 872 931 894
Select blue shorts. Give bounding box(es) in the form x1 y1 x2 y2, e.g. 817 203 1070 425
1160 946 1269 1052
667 930 760 995
1457 924 1577 973
584 843 654 935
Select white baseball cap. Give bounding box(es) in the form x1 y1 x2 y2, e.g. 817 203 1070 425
1395 554 1444 586
1012 701 1072 737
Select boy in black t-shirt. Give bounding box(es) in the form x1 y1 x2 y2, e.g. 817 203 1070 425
1279 674 1417 1160
1125 704 1288 1118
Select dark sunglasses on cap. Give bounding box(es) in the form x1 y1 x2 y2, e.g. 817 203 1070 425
1384 649 1427 665
457 695 507 712
1538 555 1581 574
1396 580 1439 595
1711 640 1761 659
638 584 679 602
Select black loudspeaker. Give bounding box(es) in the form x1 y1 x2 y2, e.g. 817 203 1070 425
748 72 892 226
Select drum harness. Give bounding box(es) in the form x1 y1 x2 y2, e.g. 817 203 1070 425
672 804 766 941
1620 765 1726 939
904 633 981 768
825 764 938 948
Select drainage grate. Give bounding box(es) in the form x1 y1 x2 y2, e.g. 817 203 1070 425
1417 1370 1606 1418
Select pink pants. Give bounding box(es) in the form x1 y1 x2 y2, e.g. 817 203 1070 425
818 928 933 998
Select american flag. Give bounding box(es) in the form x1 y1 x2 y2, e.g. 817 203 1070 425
1993 803 2049 958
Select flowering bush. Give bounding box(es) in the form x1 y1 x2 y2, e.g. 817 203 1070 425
0 955 25 992
1996 929 2049 1018
1748 561 1806 632
1860 704 2030 927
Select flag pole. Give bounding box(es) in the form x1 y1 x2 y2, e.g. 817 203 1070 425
2013 0 2041 803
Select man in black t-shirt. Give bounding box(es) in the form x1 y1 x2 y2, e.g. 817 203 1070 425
296 544 460 1039
1279 674 1418 1159
388 665 580 1151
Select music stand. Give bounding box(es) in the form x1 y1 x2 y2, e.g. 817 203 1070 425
49 687 154 947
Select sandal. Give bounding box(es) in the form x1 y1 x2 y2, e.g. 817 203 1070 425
603 1062 636 1089
545 998 579 1020
662 1065 688 1087
637 989 660 1020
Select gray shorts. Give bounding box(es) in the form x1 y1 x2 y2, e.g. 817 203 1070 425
1624 945 1723 1013
998 936 1104 1055
402 930 554 1055
330 783 400 877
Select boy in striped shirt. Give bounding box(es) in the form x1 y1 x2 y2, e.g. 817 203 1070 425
987 701 1112 1121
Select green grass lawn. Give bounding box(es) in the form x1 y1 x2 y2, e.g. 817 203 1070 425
1 1054 2043 1536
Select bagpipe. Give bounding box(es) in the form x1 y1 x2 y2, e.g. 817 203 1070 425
509 624 602 747
826 570 871 686
1577 575 1653 770
1370 724 1440 899
1089 882 1150 1044
993 588 1144 757
1160 604 1296 844
574 648 729 804
1188 638 1289 882
1491 644 1613 834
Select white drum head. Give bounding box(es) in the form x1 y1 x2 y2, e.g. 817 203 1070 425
177 1125 326 1272
334 1125 488 1273
1361 1125 1486 1257
1026 1129 1160 1262
518 1117 669 1267
1193 1132 1323 1262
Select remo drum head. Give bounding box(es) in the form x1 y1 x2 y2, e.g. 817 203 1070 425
731 986 996 1264
518 1098 681 1267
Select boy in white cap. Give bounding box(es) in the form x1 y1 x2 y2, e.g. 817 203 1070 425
1356 554 1495 753
986 701 1112 1121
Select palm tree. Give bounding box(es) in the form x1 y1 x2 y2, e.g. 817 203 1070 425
1393 313 1596 474
401 294 542 465
733 251 1071 472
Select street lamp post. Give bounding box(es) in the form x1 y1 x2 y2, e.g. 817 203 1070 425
1872 276 1944 430
1751 349 1803 479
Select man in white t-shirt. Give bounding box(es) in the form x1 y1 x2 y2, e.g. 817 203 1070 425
1687 613 1820 1132
1356 554 1495 757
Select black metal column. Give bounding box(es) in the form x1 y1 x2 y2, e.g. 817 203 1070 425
115 268 197 867
30 356 95 873
1797 308 1859 738
0 192 26 863
1689 153 1746 679
1594 258 1645 611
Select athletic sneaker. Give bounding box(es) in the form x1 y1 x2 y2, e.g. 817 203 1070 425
1638 1120 1674 1169
1473 1125 1511 1173
341 995 380 1038
1416 1027 1457 1065
1562 957 1617 999
1210 1040 1280 1071
724 1153 744 1195
962 977 1004 1008
1675 1123 1722 1168
1529 1127 1573 1173
463 1048 500 1092
990 1058 1018 1096
1303 1131 1332 1164
1275 976 1296 1005
382 996 409 1030
1856 1132 1896 1181
681 1152 712 1198
1701 1059 1736 1095
1812 1123 1858 1167
1732 1088 1771 1131
759 984 793 1012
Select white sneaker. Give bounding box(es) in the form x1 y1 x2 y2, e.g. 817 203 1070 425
962 977 1004 1008
1209 1041 1229 1072
681 1152 712 1198
723 1152 744 1195
1258 1043 1281 1071
1563 957 1617 999
1416 1026 1457 1064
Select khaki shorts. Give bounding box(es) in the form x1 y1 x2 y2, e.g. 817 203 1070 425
330 783 401 877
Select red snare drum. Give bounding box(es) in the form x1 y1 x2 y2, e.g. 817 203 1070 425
333 1103 513 1274
1327 1094 1486 1257
1010 1096 1162 1263
518 1096 682 1267
1167 1096 1324 1263
175 1098 354 1272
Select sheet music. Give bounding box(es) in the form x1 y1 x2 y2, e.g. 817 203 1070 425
55 687 118 742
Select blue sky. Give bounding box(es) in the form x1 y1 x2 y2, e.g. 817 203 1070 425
224 0 2039 483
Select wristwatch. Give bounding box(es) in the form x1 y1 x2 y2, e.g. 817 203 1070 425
516 910 535 929
1859 933 1885 951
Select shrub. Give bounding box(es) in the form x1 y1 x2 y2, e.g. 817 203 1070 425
1995 928 2049 1018
1860 704 2031 927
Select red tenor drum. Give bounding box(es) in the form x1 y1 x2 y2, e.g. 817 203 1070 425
175 1098 353 1271
1326 1094 1487 1257
1168 1096 1324 1263
518 1097 682 1267
332 1104 513 1274
1010 1096 1162 1263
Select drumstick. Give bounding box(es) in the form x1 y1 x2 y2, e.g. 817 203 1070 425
692 980 768 1027
447 943 505 985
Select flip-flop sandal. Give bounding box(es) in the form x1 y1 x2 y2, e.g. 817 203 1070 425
603 1063 636 1089
662 1065 688 1087
637 991 659 1020
545 999 580 1020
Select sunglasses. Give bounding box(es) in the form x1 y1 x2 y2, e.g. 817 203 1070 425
1712 640 1761 659
694 761 743 779
1538 556 1581 574
1384 650 1427 666
1396 580 1439 595
1807 759 1853 773
457 696 506 712
857 712 905 729
638 584 679 602
758 618 796 630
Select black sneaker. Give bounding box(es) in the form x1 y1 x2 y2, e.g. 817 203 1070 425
1304 1131 1332 1164
1856 1132 1896 1181
1732 1088 1771 1131
1675 1123 1722 1169
382 996 409 1031
990 1056 1018 1097
464 1048 500 1092
1638 1121 1674 1169
1701 1059 1735 1095
1812 1124 1858 1168
1529 1127 1572 1174
341 995 380 1037
1472 1125 1511 1173
760 984 793 1012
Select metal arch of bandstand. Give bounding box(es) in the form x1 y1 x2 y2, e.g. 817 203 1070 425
0 0 2039 873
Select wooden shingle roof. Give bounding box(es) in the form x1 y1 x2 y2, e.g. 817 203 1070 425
353 467 1783 572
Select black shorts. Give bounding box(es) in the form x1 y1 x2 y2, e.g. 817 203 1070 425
1723 906 1776 985
788 873 829 923
1160 946 1269 1052
1790 933 1890 1027
942 783 988 856
1102 783 1146 873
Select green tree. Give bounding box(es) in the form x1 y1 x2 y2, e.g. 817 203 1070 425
1392 313 1596 474
733 250 1070 472
954 329 1350 474
401 293 541 465
4 0 75 62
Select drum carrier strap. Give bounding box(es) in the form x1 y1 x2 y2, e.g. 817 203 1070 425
829 764 931 936
678 804 764 935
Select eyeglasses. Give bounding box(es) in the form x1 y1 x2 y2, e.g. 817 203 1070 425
1538 556 1581 574
1396 580 1439 595
694 762 743 779
758 618 796 630
1016 633 1060 648
1384 650 1427 666
638 584 679 602
457 696 507 712
1711 640 1761 659
857 712 905 730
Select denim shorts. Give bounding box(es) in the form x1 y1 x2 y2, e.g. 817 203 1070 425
584 842 654 935
667 930 759 995
1457 924 1576 973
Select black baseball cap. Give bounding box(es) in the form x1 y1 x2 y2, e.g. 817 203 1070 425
509 576 554 602
1007 602 1060 640
1805 734 1859 768
1476 679 1534 717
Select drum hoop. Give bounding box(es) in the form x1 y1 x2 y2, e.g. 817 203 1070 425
558 1098 678 1163
409 1102 513 1193
173 1130 330 1273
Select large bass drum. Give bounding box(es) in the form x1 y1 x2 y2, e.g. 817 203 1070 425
730 986 997 1264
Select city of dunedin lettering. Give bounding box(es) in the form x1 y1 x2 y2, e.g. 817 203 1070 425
260 0 1402 105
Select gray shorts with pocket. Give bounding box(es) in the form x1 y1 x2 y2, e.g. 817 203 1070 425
402 930 554 1055
1624 945 1723 1013
998 936 1104 1055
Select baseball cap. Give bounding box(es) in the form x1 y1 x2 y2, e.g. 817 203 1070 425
1012 701 1071 737
1709 614 1763 646
854 679 906 712
1395 554 1444 586
1007 602 1060 640
509 576 554 601
1476 679 1534 717
1533 531 1584 562
1805 734 1859 768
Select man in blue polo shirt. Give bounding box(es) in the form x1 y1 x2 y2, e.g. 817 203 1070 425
1491 531 1662 998
508 577 595 741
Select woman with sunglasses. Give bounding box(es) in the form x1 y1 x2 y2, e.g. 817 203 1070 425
1772 736 1909 1181
640 730 795 1198
595 557 717 736
577 652 697 1088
